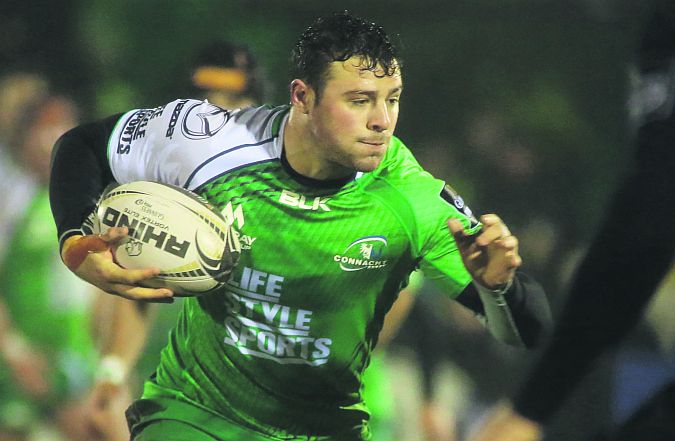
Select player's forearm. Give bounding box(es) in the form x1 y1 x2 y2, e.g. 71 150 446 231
474 281 525 347
457 272 551 349
49 114 121 250
481 273 551 348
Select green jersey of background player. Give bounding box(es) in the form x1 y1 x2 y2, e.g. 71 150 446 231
51 11 551 441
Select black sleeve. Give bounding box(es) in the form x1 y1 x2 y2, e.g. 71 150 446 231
49 114 122 249
455 271 553 349
513 3 675 422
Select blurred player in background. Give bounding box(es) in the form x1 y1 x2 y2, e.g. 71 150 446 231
0 72 129 441
0 74 47 257
469 1 675 440
51 12 551 441
187 40 267 109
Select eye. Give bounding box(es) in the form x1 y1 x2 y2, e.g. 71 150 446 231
350 99 368 106
388 96 400 105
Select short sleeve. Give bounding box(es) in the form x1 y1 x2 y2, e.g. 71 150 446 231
381 138 480 299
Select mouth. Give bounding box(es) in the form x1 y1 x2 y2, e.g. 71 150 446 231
359 139 387 147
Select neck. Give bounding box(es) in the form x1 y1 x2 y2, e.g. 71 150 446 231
283 107 352 180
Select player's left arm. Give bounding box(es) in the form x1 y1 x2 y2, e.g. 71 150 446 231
391 141 551 348
418 204 551 348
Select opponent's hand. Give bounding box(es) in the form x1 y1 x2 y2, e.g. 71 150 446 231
448 214 521 289
61 227 173 302
468 401 542 441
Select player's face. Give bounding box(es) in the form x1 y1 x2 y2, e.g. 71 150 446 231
309 57 402 175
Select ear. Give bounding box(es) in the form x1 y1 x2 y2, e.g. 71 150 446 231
289 79 314 114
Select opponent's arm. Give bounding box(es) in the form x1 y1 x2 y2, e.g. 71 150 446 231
469 5 675 439
86 295 155 439
449 215 552 348
94 296 155 384
49 117 173 301
467 108 675 441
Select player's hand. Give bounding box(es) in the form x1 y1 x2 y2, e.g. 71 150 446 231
61 227 173 302
468 401 542 441
448 214 521 289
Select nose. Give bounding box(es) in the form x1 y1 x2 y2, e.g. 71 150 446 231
367 101 391 133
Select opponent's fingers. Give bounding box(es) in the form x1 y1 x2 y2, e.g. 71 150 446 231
506 252 523 269
100 226 129 243
497 235 519 251
101 264 163 285
476 221 512 247
448 219 481 249
447 218 466 236
465 247 483 262
108 283 174 302
479 213 503 227
512 256 523 269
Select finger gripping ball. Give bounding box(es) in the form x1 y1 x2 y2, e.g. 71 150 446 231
94 181 241 296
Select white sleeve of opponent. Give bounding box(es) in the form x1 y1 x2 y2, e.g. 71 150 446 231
107 99 231 188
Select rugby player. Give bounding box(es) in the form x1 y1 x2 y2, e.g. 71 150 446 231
50 12 551 441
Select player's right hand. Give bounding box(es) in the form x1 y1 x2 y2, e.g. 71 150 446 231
61 227 174 302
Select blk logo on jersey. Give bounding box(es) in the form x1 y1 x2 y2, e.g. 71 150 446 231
334 236 388 271
181 102 230 139
279 190 330 212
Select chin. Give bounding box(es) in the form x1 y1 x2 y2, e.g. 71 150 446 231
354 157 384 172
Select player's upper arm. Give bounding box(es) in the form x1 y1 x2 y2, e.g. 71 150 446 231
414 181 481 298
381 138 480 299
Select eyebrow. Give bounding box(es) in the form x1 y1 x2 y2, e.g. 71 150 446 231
344 86 403 97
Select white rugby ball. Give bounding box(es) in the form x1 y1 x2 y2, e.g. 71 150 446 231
94 181 240 296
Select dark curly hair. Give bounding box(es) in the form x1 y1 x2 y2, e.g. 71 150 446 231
290 11 400 101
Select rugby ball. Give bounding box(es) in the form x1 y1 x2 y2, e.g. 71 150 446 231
93 181 240 296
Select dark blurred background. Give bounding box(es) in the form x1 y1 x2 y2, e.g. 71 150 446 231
2 1 670 440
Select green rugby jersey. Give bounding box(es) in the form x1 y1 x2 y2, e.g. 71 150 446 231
108 100 480 439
